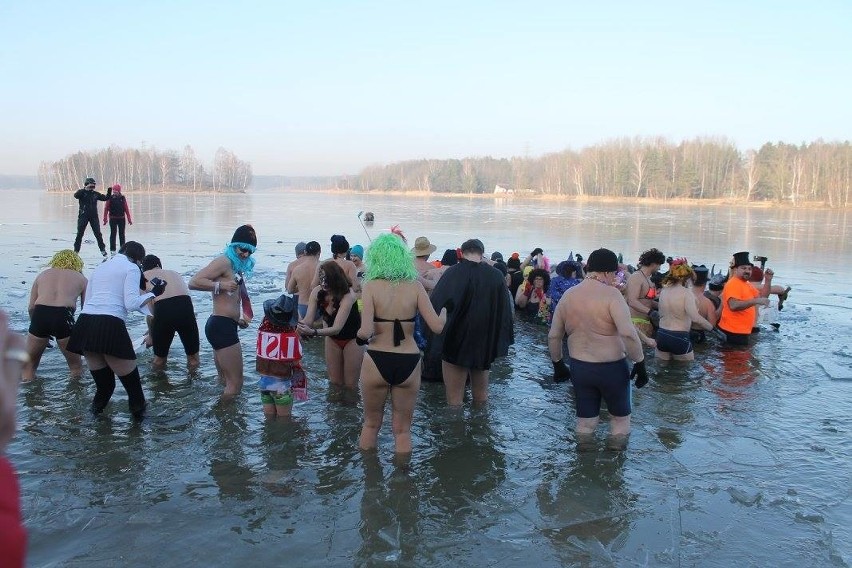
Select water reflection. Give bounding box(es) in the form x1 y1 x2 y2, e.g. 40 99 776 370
208 406 254 502
536 452 635 564
357 453 421 565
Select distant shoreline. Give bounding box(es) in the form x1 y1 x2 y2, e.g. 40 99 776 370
15 186 842 209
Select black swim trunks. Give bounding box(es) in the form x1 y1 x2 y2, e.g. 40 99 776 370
28 305 75 340
656 328 693 355
568 357 631 418
204 314 239 350
151 295 200 357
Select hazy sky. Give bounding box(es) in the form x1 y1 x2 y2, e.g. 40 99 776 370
2 1 850 176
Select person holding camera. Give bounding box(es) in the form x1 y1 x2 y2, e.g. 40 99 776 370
66 241 165 420
141 255 200 373
72 177 111 258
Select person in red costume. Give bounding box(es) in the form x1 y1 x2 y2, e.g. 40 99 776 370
0 309 28 567
102 183 133 257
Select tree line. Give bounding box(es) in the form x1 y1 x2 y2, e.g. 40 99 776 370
346 137 851 207
38 146 252 193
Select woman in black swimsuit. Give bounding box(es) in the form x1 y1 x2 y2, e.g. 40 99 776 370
356 234 447 456
297 260 362 389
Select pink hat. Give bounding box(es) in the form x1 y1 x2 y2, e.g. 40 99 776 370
112 183 122 192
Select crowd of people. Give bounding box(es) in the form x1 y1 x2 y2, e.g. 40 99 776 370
0 177 795 567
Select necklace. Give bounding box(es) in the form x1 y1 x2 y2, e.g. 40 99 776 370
584 275 610 285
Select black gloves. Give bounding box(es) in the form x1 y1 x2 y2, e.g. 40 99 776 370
150 277 167 297
552 359 571 383
631 360 648 388
442 298 455 314
648 309 660 327
530 247 543 258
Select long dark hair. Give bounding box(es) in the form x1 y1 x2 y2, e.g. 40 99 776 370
318 260 350 304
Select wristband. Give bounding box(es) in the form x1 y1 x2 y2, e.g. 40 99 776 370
313 329 319 337
214 282 220 295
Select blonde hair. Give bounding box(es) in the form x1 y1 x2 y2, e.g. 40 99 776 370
48 250 83 272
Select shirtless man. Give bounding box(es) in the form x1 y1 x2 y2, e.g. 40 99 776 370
690 265 718 342
411 236 439 293
286 240 321 320
23 250 87 381
309 235 357 290
284 242 307 303
626 248 665 338
548 248 647 449
655 260 714 361
142 255 200 372
189 224 257 398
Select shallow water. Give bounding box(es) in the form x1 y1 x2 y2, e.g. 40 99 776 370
1 190 850 567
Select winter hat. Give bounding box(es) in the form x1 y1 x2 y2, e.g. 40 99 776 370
330 234 350 255
294 242 307 256
112 183 122 192
84 177 96 186
350 244 364 259
231 224 257 247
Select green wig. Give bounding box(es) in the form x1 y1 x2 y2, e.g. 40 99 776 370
364 233 418 282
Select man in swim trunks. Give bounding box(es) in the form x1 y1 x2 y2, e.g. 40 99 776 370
548 248 647 449
626 248 665 338
718 251 772 346
23 250 88 381
73 177 111 259
142 255 200 373
286 240 321 321
189 225 257 398
689 265 718 343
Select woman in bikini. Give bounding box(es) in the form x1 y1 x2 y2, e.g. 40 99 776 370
655 259 714 361
297 260 363 389
355 233 447 455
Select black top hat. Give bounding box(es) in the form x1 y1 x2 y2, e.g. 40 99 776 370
263 294 297 328
730 251 753 268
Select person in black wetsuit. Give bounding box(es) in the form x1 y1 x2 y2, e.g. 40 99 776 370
102 183 133 255
73 177 110 258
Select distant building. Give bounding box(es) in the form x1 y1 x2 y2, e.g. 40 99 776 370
494 184 514 194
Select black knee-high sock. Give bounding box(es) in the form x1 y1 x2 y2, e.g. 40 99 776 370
90 367 116 414
118 367 146 420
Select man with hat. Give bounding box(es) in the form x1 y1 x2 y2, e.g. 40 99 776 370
411 236 439 293
689 264 719 343
718 251 773 346
286 240 321 321
189 224 258 398
73 177 111 258
548 248 647 449
425 238 514 406
142 254 200 373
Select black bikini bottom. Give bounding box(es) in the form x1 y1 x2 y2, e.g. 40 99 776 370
366 350 421 386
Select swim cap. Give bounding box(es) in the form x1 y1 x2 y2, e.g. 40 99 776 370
350 244 364 259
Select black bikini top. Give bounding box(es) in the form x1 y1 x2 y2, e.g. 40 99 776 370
374 315 416 346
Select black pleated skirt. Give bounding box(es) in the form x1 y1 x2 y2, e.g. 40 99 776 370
67 313 136 360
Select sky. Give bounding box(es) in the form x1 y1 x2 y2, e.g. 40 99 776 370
2 1 850 176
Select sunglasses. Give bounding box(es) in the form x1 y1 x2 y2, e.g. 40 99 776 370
237 247 253 255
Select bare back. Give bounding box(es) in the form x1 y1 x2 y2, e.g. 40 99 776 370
29 268 86 312
358 279 444 353
143 268 191 301
288 256 320 305
553 280 642 363
660 284 713 332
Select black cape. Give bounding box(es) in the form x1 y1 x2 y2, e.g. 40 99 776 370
422 259 514 381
